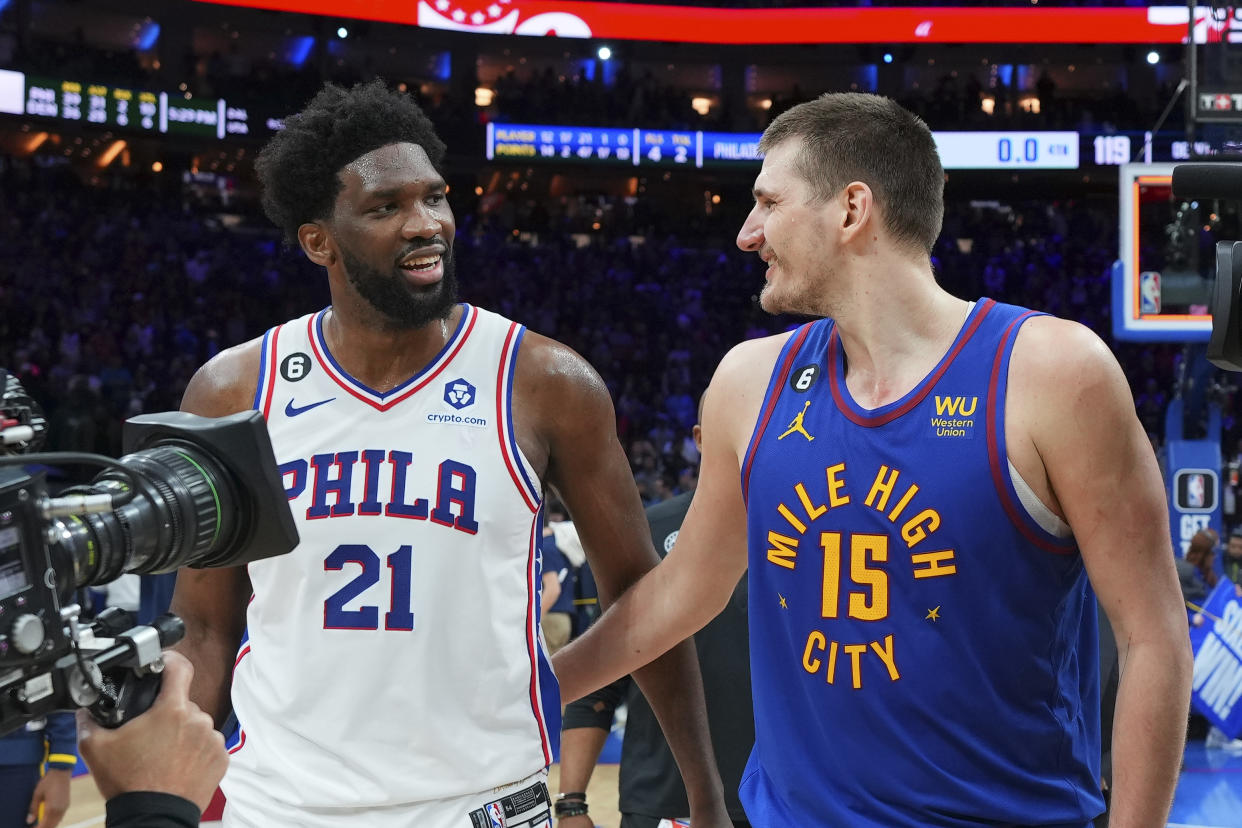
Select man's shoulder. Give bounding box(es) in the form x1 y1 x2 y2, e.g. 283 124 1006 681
181 335 268 416
509 328 610 410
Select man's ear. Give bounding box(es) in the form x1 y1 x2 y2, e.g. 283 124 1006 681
298 222 336 267
840 181 874 237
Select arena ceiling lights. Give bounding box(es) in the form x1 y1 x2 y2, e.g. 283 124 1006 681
192 1 1234 45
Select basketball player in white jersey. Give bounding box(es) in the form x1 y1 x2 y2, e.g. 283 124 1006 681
169 80 731 828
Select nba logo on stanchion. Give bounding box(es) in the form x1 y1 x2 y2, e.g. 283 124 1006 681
1175 469 1217 512
1139 271 1161 314
1188 474 1206 509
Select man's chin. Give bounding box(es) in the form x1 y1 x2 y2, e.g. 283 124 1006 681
758 286 789 316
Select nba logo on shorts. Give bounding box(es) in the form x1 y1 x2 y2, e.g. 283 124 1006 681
486 801 505 828
1139 271 1161 314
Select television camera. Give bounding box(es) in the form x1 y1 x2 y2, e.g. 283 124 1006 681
0 368 297 736
1173 163 1242 371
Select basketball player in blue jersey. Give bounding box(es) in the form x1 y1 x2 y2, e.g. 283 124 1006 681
168 80 731 828
554 93 1194 827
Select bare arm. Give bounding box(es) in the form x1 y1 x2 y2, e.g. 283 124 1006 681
554 726 608 828
169 340 263 727
1012 319 1192 828
555 679 626 828
551 339 776 698
517 334 731 826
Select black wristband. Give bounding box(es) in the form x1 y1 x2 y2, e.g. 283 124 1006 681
554 795 589 818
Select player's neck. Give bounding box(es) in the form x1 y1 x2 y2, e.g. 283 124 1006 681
833 275 970 409
323 304 459 392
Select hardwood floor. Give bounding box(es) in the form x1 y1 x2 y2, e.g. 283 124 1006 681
57 763 626 827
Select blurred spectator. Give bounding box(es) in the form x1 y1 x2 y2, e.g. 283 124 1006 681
541 499 578 655
0 713 76 828
1177 528 1219 610
1225 529 1242 596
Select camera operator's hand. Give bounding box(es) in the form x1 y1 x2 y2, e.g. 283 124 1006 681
76 651 227 812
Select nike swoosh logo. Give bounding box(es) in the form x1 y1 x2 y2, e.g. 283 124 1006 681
285 398 335 417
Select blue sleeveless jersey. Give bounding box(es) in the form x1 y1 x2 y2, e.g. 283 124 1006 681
739 300 1102 827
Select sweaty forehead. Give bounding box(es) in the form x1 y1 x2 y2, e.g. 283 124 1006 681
753 143 806 199
340 142 440 195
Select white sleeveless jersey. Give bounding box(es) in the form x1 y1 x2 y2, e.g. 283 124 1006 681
222 304 554 819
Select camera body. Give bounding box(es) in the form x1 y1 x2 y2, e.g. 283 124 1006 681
0 404 299 736
0 462 174 727
1171 164 1242 370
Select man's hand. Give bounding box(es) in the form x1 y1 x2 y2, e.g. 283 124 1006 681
27 767 71 828
556 814 594 828
77 651 228 811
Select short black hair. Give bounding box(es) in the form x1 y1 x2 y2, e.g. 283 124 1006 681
255 79 448 243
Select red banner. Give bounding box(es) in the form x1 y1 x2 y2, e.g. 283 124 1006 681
191 1 1225 44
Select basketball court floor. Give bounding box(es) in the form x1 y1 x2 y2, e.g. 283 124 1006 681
1169 738 1242 828
50 733 1242 827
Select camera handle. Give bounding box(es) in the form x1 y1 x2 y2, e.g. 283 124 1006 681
79 611 186 728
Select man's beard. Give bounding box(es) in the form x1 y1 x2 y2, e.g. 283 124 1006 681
340 244 458 330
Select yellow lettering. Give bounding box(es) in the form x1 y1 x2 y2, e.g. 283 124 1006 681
802 631 825 674
886 483 919 523
844 643 868 689
848 534 889 621
62 81 81 93
777 502 807 534
794 482 828 521
912 549 957 578
870 634 900 680
802 635 901 687
935 396 977 416
826 462 849 507
496 144 536 157
767 531 799 569
865 465 899 512
901 508 941 547
820 532 841 618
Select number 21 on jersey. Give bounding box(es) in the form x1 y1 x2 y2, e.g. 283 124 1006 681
323 543 415 630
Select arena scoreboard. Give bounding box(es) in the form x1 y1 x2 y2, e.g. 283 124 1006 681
487 123 1080 170
0 68 258 140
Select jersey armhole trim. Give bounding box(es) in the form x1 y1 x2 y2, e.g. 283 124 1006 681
524 508 553 766
741 324 813 505
985 311 1078 555
497 322 541 513
253 325 282 419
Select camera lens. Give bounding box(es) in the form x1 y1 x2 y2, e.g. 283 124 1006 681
47 440 241 591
